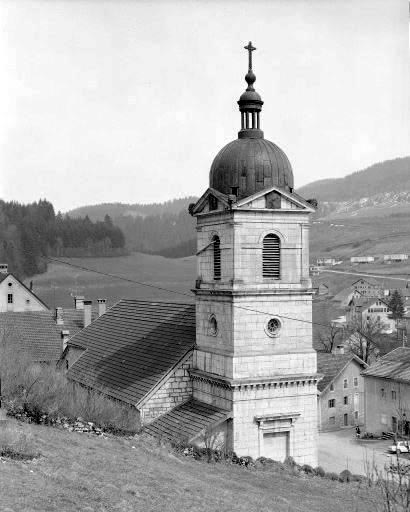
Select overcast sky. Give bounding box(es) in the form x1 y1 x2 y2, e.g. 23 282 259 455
0 0 409 212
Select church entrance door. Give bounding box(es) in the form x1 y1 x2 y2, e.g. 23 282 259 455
263 432 289 461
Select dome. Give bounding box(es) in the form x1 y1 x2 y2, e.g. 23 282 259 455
208 41 295 200
209 137 294 199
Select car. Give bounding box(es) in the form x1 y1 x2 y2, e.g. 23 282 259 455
389 441 410 454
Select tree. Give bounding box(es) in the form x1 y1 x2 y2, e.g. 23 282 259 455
317 323 344 353
389 290 406 337
346 317 384 364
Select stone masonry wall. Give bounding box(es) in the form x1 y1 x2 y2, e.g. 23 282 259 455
140 353 193 425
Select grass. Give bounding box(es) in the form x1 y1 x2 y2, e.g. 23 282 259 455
0 419 377 512
0 423 39 461
26 252 196 309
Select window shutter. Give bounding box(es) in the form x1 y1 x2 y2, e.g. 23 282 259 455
213 236 221 280
263 234 280 279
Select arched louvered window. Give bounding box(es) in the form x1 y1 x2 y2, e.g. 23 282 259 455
263 234 280 279
212 235 221 280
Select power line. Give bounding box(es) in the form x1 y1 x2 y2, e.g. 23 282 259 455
45 256 331 329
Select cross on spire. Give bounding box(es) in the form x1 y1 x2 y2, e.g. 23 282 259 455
244 41 256 71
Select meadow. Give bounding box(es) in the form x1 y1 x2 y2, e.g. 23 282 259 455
27 252 196 310
0 419 376 512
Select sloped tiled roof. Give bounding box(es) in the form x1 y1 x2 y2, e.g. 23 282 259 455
60 308 98 339
352 277 380 287
142 398 231 442
67 299 196 406
316 351 366 392
0 311 62 361
362 347 410 383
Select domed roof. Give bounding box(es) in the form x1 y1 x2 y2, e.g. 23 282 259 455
210 137 294 199
209 41 294 199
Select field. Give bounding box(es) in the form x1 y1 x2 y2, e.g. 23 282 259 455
0 419 376 512
26 253 196 310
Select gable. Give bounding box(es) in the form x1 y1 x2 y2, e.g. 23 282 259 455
0 274 49 312
235 185 315 212
191 188 230 215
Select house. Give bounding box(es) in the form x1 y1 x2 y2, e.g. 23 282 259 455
0 268 49 312
63 43 321 466
351 278 382 298
309 265 320 276
350 256 375 264
317 351 367 430
384 254 408 264
317 283 329 296
362 347 410 435
346 296 395 333
317 258 337 267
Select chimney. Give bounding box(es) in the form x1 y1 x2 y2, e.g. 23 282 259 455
0 263 8 274
83 300 92 328
61 329 70 351
97 298 106 317
55 307 64 325
29 280 33 291
74 296 85 310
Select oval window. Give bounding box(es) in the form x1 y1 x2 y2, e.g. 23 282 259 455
265 317 281 337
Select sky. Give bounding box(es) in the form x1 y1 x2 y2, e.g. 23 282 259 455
0 0 409 212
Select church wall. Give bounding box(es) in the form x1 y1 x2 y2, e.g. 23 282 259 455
232 383 318 466
139 353 193 425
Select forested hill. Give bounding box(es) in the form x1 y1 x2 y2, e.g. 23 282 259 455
67 197 199 258
297 156 410 202
0 200 126 278
67 197 198 222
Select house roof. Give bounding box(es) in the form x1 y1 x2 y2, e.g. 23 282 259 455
316 351 366 392
67 299 196 406
352 277 380 287
142 398 231 442
60 308 98 339
0 311 62 362
0 274 8 284
362 347 410 383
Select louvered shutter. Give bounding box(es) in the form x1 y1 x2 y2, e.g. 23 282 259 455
263 234 280 279
213 236 221 280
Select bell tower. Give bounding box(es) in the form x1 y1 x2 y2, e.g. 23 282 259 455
190 43 320 466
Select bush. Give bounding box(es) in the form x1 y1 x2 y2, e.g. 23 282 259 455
301 464 315 475
339 469 352 483
351 474 366 483
314 466 326 477
1 353 139 434
325 472 339 480
284 456 297 468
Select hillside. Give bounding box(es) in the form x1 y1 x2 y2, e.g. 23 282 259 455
298 156 410 203
67 196 198 221
0 420 374 512
63 156 410 260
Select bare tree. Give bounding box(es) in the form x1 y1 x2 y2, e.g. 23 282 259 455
345 317 384 364
317 323 344 353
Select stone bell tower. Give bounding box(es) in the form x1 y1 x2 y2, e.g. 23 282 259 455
190 42 320 466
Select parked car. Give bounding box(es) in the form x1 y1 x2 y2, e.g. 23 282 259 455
389 441 410 454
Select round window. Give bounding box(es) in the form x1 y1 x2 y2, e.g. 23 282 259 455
265 317 281 337
209 315 218 336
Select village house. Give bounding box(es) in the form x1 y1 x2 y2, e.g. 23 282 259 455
346 296 395 333
351 277 382 298
317 257 337 267
383 254 408 264
63 43 321 466
0 265 49 313
362 347 410 436
317 350 367 431
350 256 375 264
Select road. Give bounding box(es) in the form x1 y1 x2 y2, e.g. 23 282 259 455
318 427 400 475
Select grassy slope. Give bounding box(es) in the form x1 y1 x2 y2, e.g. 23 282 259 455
27 252 196 309
0 420 375 512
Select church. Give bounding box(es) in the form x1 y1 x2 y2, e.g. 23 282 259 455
65 42 320 466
